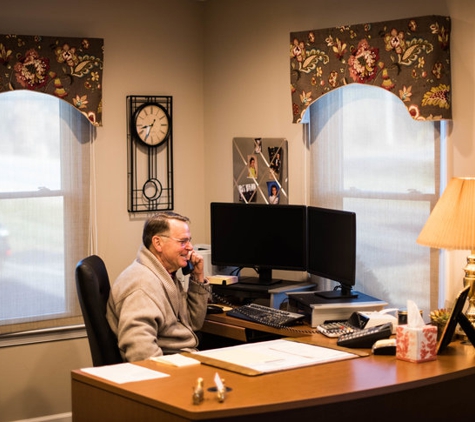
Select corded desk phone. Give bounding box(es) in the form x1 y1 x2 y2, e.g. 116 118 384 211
317 310 397 338
318 311 394 348
336 322 393 348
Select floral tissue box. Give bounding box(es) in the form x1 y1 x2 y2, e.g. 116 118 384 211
396 324 437 363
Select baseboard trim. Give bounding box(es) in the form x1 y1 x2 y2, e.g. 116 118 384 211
10 412 72 422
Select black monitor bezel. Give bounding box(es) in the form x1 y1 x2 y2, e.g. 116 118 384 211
306 206 357 297
210 202 308 283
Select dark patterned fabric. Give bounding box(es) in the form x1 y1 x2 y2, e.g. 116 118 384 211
0 33 104 126
290 15 451 123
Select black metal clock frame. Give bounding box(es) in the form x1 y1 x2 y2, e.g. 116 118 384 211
127 95 174 213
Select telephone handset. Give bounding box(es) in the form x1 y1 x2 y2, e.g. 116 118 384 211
182 260 194 276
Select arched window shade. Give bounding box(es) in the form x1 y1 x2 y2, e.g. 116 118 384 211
290 15 451 123
0 33 103 126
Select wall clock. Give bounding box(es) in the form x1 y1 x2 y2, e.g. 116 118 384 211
132 102 171 147
127 95 174 213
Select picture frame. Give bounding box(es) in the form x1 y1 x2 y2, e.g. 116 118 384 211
233 137 288 204
437 285 475 353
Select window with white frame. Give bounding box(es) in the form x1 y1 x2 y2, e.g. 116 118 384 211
0 90 91 336
307 84 441 318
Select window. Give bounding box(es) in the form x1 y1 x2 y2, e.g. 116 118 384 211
0 90 91 336
307 84 441 317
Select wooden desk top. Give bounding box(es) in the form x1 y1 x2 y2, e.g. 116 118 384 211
72 320 475 421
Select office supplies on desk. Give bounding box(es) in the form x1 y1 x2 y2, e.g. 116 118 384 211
396 300 438 363
192 377 204 405
317 321 356 337
207 304 225 314
226 302 305 327
81 363 169 384
208 275 239 285
150 354 201 367
337 322 393 348
189 338 358 375
288 290 387 327
372 338 397 355
318 309 398 338
437 285 475 353
317 311 368 338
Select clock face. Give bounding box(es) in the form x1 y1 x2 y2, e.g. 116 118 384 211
133 102 170 146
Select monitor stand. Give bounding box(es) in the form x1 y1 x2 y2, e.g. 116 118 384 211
238 268 281 286
239 277 281 286
314 286 358 299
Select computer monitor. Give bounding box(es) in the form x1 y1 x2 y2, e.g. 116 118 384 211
307 206 357 299
210 202 307 285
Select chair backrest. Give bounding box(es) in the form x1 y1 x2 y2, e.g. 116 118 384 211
75 255 123 366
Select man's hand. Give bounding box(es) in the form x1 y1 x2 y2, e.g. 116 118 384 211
188 250 204 282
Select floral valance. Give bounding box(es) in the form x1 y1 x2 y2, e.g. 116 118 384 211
0 33 104 126
290 15 451 123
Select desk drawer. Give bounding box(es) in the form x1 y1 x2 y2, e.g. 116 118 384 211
201 320 248 342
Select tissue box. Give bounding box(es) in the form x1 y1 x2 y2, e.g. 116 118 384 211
396 325 437 363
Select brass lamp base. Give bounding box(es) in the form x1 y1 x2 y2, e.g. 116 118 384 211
463 253 475 327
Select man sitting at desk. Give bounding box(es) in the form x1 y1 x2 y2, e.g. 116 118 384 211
107 212 210 362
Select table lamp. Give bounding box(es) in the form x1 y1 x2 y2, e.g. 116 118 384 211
417 177 475 327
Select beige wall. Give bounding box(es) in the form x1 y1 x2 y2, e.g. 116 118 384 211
1 0 474 420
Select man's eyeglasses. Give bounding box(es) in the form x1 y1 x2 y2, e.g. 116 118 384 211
160 235 192 248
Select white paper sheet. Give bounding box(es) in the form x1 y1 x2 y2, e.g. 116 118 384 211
81 363 170 384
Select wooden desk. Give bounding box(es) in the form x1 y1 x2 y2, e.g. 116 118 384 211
72 318 475 421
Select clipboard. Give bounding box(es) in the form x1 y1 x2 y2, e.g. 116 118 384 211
184 338 361 376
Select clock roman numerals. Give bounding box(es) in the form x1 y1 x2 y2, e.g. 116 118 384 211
133 102 170 147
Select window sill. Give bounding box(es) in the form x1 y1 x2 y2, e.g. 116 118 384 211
0 324 87 348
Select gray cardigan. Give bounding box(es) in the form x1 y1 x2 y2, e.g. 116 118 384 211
106 245 210 362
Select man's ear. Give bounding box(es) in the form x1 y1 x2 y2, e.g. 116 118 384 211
151 235 162 252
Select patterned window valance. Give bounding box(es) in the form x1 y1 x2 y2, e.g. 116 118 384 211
0 33 104 126
290 15 451 123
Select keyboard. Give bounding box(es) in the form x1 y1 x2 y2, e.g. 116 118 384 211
226 303 305 327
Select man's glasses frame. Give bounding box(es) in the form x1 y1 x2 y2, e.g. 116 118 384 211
160 235 192 248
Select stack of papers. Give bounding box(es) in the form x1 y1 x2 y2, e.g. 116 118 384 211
81 363 169 384
149 353 201 367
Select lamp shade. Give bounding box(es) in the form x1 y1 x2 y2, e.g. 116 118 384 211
417 177 475 250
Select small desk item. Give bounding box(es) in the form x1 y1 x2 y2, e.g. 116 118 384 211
372 338 397 355
317 310 370 338
336 322 393 348
149 354 201 367
437 285 475 353
287 290 387 327
80 363 169 384
210 280 314 309
317 321 357 338
188 338 358 375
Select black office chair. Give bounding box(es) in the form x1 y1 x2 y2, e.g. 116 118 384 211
75 255 123 366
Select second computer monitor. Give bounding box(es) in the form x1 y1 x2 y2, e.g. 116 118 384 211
307 206 357 298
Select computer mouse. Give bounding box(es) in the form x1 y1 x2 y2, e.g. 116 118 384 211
206 304 224 314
